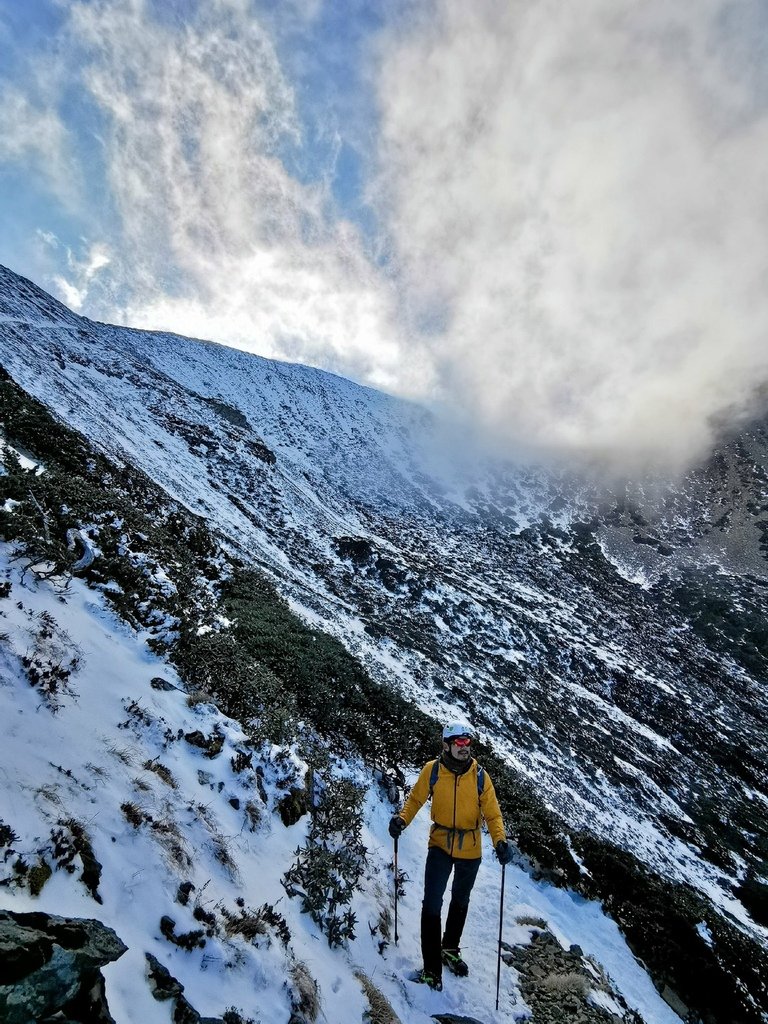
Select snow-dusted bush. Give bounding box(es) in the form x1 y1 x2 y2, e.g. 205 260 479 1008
21 610 82 710
282 778 367 948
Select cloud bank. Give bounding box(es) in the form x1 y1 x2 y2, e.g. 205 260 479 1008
375 0 768 467
47 0 424 393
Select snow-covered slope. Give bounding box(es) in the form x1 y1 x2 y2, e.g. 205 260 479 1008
0 538 685 1024
1 263 767 1021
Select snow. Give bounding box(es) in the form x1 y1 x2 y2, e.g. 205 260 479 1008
0 546 690 1023
0 437 44 474
3 265 767 1022
696 921 714 947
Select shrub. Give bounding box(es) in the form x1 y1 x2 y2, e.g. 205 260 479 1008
50 818 102 902
575 835 768 1024
735 872 768 927
0 820 19 849
21 611 82 710
282 779 367 948
28 858 52 896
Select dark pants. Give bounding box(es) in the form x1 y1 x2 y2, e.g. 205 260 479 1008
421 847 481 977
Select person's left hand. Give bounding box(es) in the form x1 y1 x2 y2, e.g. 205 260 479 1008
495 839 512 865
389 815 406 839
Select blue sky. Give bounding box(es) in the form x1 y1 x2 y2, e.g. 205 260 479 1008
1 0 768 469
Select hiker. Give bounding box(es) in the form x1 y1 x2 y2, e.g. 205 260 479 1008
389 720 512 990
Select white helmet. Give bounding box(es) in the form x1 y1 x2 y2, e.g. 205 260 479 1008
442 720 473 742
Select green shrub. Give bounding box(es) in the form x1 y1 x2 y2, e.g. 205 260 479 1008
282 779 367 948
28 858 52 896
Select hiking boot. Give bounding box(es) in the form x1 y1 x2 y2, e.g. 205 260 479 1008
441 948 469 977
414 970 443 991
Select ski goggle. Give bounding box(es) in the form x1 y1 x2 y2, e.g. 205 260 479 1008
449 736 472 747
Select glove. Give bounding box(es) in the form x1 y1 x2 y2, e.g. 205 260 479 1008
495 840 512 865
389 815 406 839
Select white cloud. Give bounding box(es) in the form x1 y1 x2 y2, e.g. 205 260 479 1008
51 240 111 311
374 0 768 468
50 0 430 393
0 87 76 204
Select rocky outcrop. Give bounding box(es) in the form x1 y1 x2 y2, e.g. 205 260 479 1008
501 927 645 1024
0 908 127 1024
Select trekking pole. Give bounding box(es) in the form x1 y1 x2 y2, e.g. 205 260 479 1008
393 835 399 945
495 862 506 1011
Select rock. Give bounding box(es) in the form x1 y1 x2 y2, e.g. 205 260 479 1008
146 953 184 1001
173 993 201 1024
176 881 195 906
432 1015 488 1024
185 729 225 758
278 786 310 826
660 984 690 1017
0 909 126 1024
151 676 177 690
146 953 222 1024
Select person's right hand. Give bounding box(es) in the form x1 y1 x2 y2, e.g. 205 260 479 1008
389 815 406 838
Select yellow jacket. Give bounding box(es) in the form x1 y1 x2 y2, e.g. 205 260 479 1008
399 758 506 860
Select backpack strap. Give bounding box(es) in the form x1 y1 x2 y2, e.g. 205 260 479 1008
428 759 440 799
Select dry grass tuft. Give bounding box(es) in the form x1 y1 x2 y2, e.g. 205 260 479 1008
538 971 589 997
143 758 177 788
355 971 402 1024
106 742 137 767
290 960 320 1023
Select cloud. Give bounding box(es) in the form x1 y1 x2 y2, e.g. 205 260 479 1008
48 238 111 311
374 0 768 468
46 0 429 393
0 87 76 204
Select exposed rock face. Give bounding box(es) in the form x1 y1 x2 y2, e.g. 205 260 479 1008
0 908 127 1024
501 928 644 1024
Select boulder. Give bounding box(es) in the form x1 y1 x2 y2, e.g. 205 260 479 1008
0 908 127 1024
